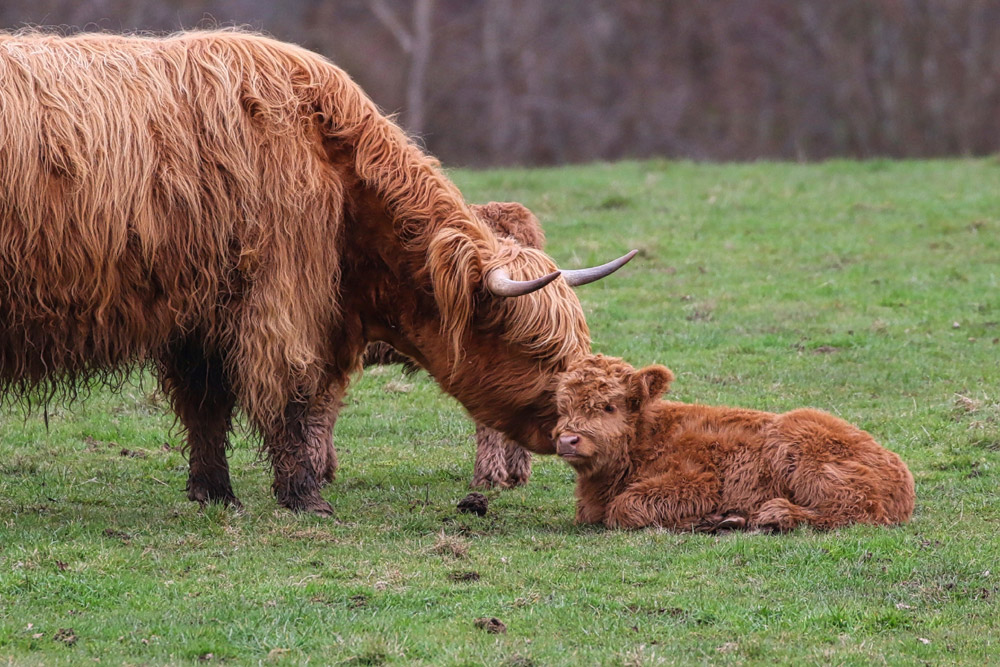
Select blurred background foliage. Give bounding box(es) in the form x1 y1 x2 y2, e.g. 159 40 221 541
3 0 999 166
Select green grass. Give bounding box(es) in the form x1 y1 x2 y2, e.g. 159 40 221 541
2 159 999 665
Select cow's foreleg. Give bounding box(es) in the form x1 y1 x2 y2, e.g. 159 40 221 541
305 388 342 487
157 341 240 508
503 439 532 487
471 425 532 489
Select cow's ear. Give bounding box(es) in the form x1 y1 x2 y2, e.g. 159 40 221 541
627 365 674 410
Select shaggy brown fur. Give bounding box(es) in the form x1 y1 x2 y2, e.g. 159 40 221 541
555 355 915 531
471 423 533 488
351 202 542 489
0 30 590 514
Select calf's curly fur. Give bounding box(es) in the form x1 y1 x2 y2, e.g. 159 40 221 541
554 355 915 531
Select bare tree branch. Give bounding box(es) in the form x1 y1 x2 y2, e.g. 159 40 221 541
368 0 434 136
405 0 434 136
369 0 413 53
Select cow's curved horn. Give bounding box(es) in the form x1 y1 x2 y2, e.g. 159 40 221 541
561 249 639 287
486 268 561 297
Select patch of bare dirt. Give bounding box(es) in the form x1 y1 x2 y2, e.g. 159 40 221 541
474 617 506 634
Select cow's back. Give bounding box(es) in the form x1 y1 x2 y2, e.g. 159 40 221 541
0 31 344 389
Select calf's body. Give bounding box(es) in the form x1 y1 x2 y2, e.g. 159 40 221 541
555 356 915 531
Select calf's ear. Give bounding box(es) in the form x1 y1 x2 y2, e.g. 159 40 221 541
627 365 674 409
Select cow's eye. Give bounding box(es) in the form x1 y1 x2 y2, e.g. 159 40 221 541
603 404 616 414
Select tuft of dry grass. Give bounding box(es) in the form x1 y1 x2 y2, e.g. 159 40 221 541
384 379 414 394
430 530 470 559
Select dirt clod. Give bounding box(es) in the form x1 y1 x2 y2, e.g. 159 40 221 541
103 528 132 542
474 617 506 634
53 628 77 645
457 492 488 516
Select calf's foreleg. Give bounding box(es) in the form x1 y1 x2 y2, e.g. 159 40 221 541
604 470 720 530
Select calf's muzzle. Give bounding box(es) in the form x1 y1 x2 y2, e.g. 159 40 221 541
556 432 581 456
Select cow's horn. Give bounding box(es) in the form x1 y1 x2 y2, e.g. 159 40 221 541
560 249 639 287
486 268 561 297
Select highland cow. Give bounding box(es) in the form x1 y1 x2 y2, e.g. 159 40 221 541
0 30 635 514
554 355 915 531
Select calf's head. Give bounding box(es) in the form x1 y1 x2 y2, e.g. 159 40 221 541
554 355 673 471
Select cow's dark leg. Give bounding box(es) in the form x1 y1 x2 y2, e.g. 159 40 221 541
310 421 339 487
157 341 240 507
268 391 345 516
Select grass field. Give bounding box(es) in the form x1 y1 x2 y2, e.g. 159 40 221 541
1 159 998 665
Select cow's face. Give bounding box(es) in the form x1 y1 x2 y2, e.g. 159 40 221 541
349 191 635 455
432 237 638 454
435 244 591 454
554 355 673 472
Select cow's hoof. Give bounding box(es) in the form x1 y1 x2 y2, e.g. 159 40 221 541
503 470 530 488
307 499 335 517
470 474 509 490
187 478 242 509
277 492 334 517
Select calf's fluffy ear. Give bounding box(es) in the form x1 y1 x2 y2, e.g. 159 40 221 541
627 365 674 409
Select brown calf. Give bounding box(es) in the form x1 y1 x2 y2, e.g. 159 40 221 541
554 355 915 531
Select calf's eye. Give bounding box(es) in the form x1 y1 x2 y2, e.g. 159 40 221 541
603 404 616 414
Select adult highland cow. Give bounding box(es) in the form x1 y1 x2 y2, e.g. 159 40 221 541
0 30 633 514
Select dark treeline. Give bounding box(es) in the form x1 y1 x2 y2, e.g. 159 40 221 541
3 0 1000 165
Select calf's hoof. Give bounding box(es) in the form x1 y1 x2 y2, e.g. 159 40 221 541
716 515 747 531
751 498 803 532
695 513 747 533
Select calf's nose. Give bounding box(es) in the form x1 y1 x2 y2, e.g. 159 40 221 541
557 433 581 455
